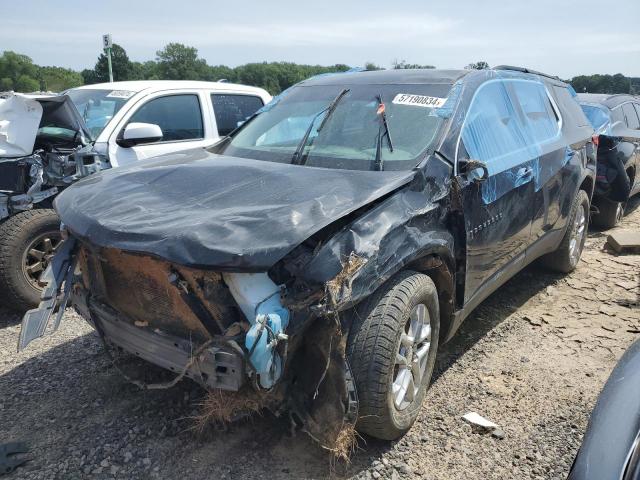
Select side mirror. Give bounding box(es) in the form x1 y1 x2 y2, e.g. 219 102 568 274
459 159 489 183
117 122 163 148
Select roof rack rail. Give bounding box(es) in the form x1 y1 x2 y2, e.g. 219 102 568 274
493 65 561 81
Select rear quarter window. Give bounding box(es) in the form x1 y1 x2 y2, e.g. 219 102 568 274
622 103 640 129
634 104 640 126
552 86 590 128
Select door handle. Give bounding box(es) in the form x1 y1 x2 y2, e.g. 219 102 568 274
515 166 534 186
516 166 533 179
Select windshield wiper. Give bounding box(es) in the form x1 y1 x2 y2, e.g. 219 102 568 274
291 88 350 165
374 94 394 171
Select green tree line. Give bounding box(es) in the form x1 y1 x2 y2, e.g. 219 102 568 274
1 45 638 95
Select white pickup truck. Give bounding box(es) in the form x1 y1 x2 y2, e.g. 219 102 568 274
0 80 271 310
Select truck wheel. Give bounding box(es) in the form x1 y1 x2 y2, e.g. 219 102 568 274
540 189 590 274
346 270 440 440
592 198 625 230
0 209 62 311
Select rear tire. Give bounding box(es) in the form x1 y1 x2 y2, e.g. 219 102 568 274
0 209 61 311
540 190 590 274
346 270 440 440
592 197 625 230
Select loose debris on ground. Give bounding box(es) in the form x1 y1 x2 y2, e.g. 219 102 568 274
0 197 638 479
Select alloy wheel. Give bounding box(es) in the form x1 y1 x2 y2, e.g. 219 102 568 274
392 303 432 411
569 203 587 264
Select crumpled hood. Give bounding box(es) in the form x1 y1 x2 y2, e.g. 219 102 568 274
0 94 43 157
0 93 91 157
55 149 415 270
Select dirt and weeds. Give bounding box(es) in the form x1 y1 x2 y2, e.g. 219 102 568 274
0 196 638 479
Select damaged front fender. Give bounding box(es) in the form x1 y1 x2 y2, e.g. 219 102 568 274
293 157 456 312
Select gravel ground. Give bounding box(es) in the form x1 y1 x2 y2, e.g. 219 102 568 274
1 197 639 480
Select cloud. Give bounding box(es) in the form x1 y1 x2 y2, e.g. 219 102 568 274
0 13 472 49
1 6 638 77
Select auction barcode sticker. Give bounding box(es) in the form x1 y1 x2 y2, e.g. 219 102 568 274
392 94 447 108
106 90 135 99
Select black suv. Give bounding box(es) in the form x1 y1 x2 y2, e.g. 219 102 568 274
578 93 640 228
21 67 596 449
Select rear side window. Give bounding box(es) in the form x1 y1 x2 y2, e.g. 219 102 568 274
552 86 590 128
510 81 560 144
622 103 640 129
461 80 544 174
128 94 204 142
211 94 264 136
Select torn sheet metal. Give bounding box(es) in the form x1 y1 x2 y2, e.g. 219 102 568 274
0 94 93 221
294 156 455 311
0 94 43 157
53 152 416 270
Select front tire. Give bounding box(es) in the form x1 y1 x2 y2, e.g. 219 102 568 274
0 209 62 311
347 271 440 440
540 189 590 274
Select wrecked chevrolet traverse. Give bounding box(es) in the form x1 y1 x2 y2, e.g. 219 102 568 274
20 68 596 451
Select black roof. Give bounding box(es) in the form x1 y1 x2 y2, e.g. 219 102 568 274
299 69 469 86
577 93 638 109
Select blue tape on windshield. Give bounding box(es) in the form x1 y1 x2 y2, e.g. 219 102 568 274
431 81 463 119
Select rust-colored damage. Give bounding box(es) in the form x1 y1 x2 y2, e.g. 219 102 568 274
78 246 242 340
325 253 367 308
78 244 358 457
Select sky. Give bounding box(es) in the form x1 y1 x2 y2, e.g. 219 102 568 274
2 0 640 79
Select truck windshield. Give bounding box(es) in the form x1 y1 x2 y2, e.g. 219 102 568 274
220 83 453 171
66 89 133 138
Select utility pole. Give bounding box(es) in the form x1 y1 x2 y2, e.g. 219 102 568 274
102 34 113 82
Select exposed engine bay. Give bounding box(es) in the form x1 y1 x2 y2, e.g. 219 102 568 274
0 93 96 221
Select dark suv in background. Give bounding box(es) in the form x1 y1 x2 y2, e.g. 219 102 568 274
578 94 640 228
22 67 596 449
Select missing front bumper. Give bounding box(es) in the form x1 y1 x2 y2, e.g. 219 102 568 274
86 301 245 391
